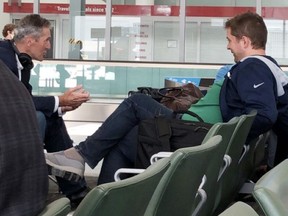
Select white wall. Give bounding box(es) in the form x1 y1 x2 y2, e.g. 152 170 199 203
0 0 12 37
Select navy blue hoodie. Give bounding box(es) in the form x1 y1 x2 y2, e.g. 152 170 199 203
220 56 288 141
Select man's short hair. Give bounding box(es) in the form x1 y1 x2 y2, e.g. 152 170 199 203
225 12 267 50
13 14 51 42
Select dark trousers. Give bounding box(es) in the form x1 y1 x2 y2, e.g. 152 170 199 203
42 114 87 196
273 113 288 166
75 94 174 184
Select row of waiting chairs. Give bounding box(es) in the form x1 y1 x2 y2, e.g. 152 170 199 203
39 135 223 216
39 110 271 216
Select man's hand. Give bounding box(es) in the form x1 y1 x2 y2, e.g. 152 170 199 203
58 85 90 107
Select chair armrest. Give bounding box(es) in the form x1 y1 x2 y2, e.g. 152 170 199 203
191 175 207 216
199 175 207 190
238 144 250 164
192 188 207 216
218 154 232 181
150 152 173 164
114 168 145 181
38 197 71 216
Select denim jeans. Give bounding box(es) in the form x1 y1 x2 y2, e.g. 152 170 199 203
36 111 46 141
75 94 174 184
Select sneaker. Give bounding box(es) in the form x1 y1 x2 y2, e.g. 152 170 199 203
45 151 84 182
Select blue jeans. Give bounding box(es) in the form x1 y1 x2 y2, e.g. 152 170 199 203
75 94 174 184
36 111 46 141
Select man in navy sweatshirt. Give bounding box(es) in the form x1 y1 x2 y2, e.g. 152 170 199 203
220 12 288 166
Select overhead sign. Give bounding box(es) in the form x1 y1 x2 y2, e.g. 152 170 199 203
3 3 254 16
4 3 288 19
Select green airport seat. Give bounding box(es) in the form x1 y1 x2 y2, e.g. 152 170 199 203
253 159 288 216
38 198 71 216
72 149 172 216
218 201 259 216
215 110 257 213
144 135 223 216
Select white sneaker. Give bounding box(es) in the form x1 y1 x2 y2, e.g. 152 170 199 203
45 151 85 182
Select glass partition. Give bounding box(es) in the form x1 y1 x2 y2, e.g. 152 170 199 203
31 60 288 101
31 60 221 99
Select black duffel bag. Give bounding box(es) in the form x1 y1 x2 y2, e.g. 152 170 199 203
128 87 163 102
135 111 213 169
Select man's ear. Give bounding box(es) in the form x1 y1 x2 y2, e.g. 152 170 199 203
27 38 32 47
241 36 251 48
24 35 35 47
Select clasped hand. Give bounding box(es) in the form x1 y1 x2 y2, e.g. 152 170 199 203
59 85 90 112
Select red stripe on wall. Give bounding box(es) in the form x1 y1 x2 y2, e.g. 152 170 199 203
3 3 288 19
262 7 288 20
185 6 255 17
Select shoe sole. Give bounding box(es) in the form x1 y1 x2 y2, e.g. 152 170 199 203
46 159 83 182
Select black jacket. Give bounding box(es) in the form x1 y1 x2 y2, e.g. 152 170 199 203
0 60 48 216
0 40 56 117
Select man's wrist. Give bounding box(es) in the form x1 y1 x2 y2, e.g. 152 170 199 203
54 96 59 113
58 107 65 117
